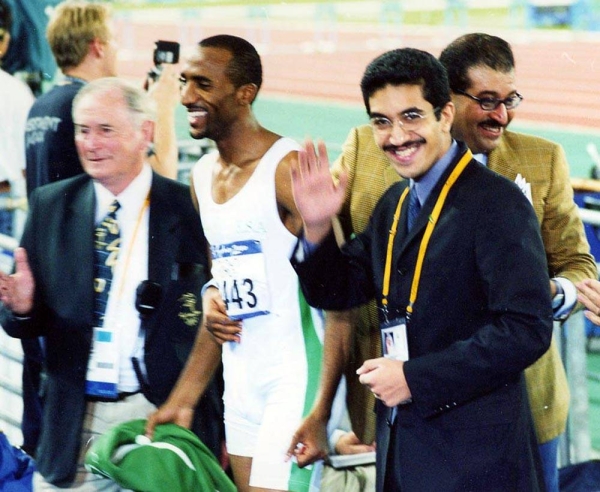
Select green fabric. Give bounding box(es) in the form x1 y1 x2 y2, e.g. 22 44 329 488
289 287 323 491
84 419 235 492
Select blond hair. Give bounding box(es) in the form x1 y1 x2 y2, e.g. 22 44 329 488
46 1 111 71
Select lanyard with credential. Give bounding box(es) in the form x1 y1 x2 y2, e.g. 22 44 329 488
381 149 473 322
118 193 151 393
114 194 151 301
86 193 150 397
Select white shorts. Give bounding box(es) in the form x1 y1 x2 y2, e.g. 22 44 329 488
225 367 323 490
222 306 326 490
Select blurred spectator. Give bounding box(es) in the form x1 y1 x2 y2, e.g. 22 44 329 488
26 0 179 195
0 0 34 238
2 0 59 96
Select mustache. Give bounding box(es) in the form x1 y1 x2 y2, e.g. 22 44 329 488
382 137 426 153
479 119 505 129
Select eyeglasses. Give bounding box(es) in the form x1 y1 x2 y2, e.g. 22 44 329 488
455 89 523 111
369 108 440 134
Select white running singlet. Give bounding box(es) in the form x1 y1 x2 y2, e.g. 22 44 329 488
193 137 324 491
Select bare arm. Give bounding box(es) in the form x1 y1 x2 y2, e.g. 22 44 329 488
335 431 376 455
203 286 242 344
147 64 180 179
189 174 243 343
289 140 347 244
310 310 354 423
145 322 222 438
274 148 304 237
287 309 353 466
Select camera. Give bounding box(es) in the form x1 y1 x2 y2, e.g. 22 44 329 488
147 40 180 83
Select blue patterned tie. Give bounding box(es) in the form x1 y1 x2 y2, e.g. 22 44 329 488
93 200 121 327
407 186 421 231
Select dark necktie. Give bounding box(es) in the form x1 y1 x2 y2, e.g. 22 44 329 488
407 186 421 231
93 200 121 327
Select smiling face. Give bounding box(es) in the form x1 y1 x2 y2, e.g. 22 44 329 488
74 88 152 195
179 45 241 142
370 84 454 181
451 65 517 155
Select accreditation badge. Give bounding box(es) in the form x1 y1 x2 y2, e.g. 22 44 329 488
85 326 119 398
381 318 409 361
210 239 271 320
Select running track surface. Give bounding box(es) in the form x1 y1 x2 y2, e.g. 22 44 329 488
115 14 600 131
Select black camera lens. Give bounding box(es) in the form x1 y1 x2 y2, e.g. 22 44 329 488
155 50 175 64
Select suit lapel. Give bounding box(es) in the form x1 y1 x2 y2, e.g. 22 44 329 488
147 173 179 290
65 180 96 322
392 192 416 256
393 172 443 259
393 145 472 260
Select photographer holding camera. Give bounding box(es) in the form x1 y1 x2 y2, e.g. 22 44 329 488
26 4 181 192
145 40 181 181
21 0 183 461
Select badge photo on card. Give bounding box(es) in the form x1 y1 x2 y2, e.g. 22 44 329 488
381 318 409 361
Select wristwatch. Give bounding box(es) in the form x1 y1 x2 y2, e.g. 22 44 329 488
551 279 565 310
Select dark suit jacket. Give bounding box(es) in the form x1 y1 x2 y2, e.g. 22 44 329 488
294 143 553 491
0 172 223 487
331 126 596 446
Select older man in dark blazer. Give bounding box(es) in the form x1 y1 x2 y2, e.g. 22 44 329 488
290 48 552 491
0 77 222 490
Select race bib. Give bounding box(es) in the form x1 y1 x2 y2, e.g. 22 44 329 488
211 239 271 320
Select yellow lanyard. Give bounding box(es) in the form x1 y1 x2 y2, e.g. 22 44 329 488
115 194 151 301
381 150 473 319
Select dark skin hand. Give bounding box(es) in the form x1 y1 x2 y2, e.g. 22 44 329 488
202 286 242 344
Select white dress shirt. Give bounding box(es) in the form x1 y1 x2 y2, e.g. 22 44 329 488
93 164 152 391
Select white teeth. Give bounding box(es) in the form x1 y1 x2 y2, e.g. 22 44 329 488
481 123 502 133
394 145 418 158
188 110 207 118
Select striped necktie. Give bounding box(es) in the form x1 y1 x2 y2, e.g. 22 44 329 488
93 200 121 327
407 187 421 231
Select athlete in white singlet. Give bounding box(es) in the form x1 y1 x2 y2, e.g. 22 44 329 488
145 35 347 492
193 137 326 490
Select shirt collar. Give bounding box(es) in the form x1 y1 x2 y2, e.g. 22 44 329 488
94 164 152 223
472 152 488 166
410 140 459 206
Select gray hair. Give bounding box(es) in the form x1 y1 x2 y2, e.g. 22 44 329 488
72 77 156 126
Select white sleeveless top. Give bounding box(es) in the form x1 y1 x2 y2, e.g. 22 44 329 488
192 137 323 379
193 136 300 315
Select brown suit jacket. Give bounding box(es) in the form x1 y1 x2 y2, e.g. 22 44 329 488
332 125 596 444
